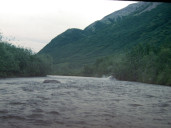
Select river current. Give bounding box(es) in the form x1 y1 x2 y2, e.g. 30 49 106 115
0 75 170 128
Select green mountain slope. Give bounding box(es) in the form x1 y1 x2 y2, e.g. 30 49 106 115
39 2 171 71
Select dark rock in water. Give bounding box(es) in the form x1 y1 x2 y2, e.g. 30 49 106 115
43 80 61 84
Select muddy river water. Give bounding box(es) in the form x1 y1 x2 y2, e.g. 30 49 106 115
0 75 171 128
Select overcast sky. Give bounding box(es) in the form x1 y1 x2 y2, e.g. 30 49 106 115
0 0 136 52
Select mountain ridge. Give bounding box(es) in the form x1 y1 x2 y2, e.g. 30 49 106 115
38 2 170 72
40 2 161 54
85 2 161 31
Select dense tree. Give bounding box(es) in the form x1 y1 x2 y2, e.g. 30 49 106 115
82 42 171 86
0 42 52 77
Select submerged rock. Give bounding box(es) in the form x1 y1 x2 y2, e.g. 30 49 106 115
43 80 61 84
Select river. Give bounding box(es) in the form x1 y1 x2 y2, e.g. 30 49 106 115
0 75 171 128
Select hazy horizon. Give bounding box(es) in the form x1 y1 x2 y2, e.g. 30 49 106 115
0 0 136 52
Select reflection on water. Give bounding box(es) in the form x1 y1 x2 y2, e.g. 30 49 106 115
0 76 171 128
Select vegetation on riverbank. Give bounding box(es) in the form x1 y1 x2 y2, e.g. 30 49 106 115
82 42 171 86
0 41 53 77
37 2 171 86
0 2 170 86
0 40 170 86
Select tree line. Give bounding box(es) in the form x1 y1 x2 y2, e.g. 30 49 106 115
0 41 53 77
0 36 170 86
82 42 171 86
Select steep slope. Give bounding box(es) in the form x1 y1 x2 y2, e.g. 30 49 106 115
39 2 171 69
85 2 161 31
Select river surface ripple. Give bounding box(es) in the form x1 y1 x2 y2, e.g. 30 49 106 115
0 75 171 128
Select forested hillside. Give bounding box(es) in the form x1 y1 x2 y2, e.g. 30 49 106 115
1 2 169 85
38 2 171 85
82 42 171 85
0 41 52 77
39 2 171 74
